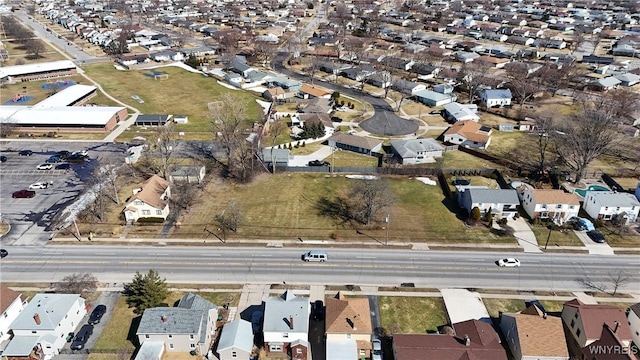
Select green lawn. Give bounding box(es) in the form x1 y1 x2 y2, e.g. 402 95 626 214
90 296 137 354
483 298 525 318
379 296 447 334
171 174 513 244
331 151 378 167
530 226 582 247
597 226 640 248
441 150 503 169
81 63 263 134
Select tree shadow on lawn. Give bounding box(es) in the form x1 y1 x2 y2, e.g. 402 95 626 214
315 195 354 225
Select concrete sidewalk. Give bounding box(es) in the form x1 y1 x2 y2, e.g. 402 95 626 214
508 217 543 253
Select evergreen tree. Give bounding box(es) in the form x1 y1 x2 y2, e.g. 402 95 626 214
123 269 170 314
470 207 482 223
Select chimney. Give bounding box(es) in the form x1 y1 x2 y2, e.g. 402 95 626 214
161 315 168 323
33 313 41 325
289 316 294 330
464 335 470 346
613 321 619 333
543 313 547 319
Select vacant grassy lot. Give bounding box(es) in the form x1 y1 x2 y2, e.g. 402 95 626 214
379 296 447 334
171 174 513 244
82 63 263 133
596 227 640 248
441 150 503 169
530 226 581 247
483 298 525 318
331 151 378 167
0 38 66 65
90 296 137 355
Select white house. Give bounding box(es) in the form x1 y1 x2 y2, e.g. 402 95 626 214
0 286 28 343
521 189 580 224
443 120 492 150
443 102 480 123
390 138 445 164
460 188 520 219
2 294 87 359
628 303 640 351
123 175 171 223
480 89 512 107
582 191 640 224
263 291 310 357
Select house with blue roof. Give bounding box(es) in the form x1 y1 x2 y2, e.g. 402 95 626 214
2 294 86 360
216 319 254 360
136 293 218 355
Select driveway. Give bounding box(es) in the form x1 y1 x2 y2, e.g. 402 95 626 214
509 217 543 253
289 145 334 167
573 230 615 255
273 53 418 136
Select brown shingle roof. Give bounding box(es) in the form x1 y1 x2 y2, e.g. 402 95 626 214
581 324 634 360
1 285 24 314
506 306 569 358
128 175 170 210
529 189 580 205
563 299 632 342
299 84 331 98
299 113 334 128
393 320 507 360
328 133 383 151
444 121 491 143
325 292 372 335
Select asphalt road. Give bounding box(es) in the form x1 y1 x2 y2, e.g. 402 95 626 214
1 246 638 293
273 53 419 136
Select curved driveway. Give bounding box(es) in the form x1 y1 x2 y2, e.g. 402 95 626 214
273 53 418 136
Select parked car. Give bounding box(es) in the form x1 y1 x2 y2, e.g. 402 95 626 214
56 150 71 159
66 153 86 162
46 156 61 163
312 300 324 321
19 149 33 156
308 160 330 167
37 163 53 170
29 182 49 190
12 189 36 198
0 155 7 162
498 258 521 267
0 249 7 258
429 110 441 115
372 339 383 360
71 324 93 350
55 163 70 170
586 230 606 243
88 305 107 325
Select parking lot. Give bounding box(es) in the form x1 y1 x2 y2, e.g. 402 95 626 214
0 141 127 246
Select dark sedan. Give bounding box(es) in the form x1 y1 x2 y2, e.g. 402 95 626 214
18 150 33 156
586 230 606 243
0 249 7 258
88 305 107 325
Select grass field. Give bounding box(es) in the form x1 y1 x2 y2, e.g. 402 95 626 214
170 173 513 244
90 296 137 355
331 151 378 167
379 296 447 334
483 298 525 318
81 63 263 134
441 150 503 169
530 226 581 247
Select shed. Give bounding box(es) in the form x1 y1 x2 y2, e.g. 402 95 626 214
135 114 172 126
169 166 206 184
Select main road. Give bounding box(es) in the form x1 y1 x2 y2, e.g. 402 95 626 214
1 245 638 293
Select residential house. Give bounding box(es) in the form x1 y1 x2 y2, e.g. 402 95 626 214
475 56 511 69
591 77 621 91
391 79 426 95
433 83 455 95
561 299 632 349
261 148 293 167
499 302 569 360
298 84 331 99
0 286 28 343
581 324 635 360
367 72 392 88
301 98 333 114
460 188 520 218
390 138 445 164
614 73 640 87
443 103 480 123
340 66 376 82
480 89 512 107
521 189 580 224
123 175 171 223
327 133 383 156
269 76 302 92
299 113 334 131
263 87 287 101
216 319 253 360
228 58 255 77
457 51 481 63
263 291 310 357
136 293 218 354
443 120 492 150
318 62 352 75
627 303 640 351
415 90 457 107
411 63 439 79
325 292 373 360
393 319 507 360
2 294 86 359
169 166 206 184
582 191 640 224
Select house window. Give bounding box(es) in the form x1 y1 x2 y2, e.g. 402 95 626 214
571 319 575 328
556 204 562 209
569 205 575 209
346 334 351 339
296 348 302 354
283 333 288 338
169 344 174 349
145 335 150 339
134 200 143 205
576 329 581 338
3 313 6 318
540 212 549 218
359 349 365 356
270 344 282 352
574 312 578 318
190 335 194 340
142 210 151 215
190 344 195 349
32 331 37 334
156 210 162 215
232 351 237 358
168 334 173 339
541 204 547 209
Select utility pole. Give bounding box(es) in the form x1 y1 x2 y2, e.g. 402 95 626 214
544 228 552 250
385 214 390 246
73 219 81 240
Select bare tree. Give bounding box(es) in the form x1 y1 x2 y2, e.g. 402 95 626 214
56 273 98 296
555 108 620 183
457 62 488 103
534 115 555 174
349 178 395 225
578 88 640 122
25 38 45 59
252 40 278 66
266 120 287 173
609 270 631 296
214 201 244 240
505 64 542 110
155 123 177 179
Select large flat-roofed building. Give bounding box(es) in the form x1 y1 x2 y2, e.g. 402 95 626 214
0 60 77 83
0 84 127 132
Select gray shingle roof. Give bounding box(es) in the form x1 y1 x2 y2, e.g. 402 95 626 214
483 89 512 99
178 292 217 311
217 319 253 353
11 294 84 330
588 192 640 207
263 291 310 334
468 189 519 204
391 138 444 158
137 308 204 334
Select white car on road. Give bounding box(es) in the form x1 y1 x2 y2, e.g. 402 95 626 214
28 182 49 189
498 258 521 267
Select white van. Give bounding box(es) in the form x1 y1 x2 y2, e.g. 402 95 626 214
302 250 328 262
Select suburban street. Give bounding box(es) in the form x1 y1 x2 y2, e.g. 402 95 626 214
1 246 638 293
